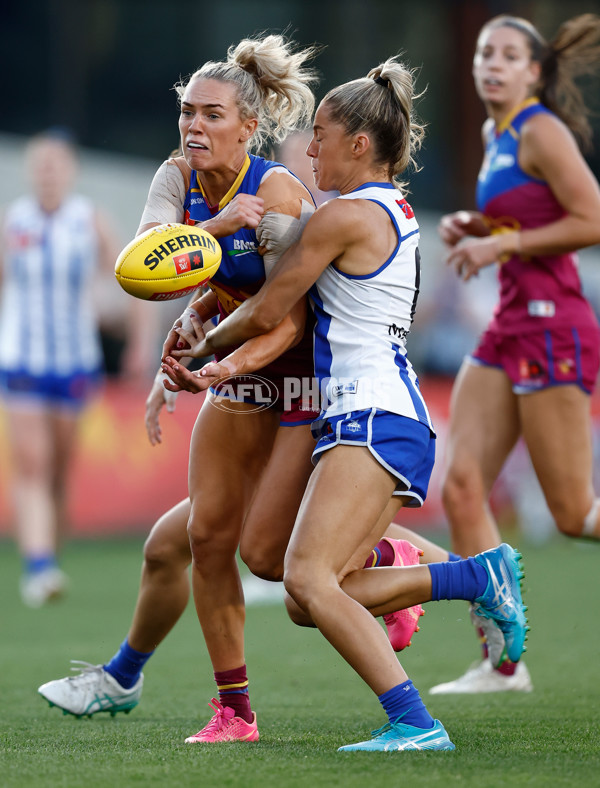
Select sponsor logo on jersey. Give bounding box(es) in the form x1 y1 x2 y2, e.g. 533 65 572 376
519 358 543 380
331 380 358 397
233 239 257 252
492 153 515 170
528 300 555 318
388 323 409 340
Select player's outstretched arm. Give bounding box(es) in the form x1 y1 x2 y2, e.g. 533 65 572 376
173 200 351 358
162 295 307 394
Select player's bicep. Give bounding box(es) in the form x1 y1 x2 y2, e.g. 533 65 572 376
255 205 348 323
522 117 600 220
256 170 316 277
137 160 186 231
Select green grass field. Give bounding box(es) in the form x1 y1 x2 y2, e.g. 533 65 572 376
0 533 599 787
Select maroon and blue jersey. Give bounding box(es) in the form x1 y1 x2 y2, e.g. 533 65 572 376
476 98 599 337
182 153 316 402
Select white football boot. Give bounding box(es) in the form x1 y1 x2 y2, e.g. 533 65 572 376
469 603 507 667
429 659 533 694
38 661 143 717
20 567 68 608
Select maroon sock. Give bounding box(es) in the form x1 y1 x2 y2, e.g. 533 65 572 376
363 538 396 568
214 665 253 723
496 660 518 676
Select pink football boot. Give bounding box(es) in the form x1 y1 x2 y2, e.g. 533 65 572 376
381 538 425 651
185 698 259 743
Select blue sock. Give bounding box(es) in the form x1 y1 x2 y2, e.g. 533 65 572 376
104 639 153 689
428 557 488 602
448 552 462 562
24 553 57 574
379 680 434 729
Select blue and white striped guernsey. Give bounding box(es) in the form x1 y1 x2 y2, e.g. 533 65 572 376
309 182 433 432
0 194 103 377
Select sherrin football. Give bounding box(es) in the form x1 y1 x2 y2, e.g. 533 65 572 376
115 223 222 301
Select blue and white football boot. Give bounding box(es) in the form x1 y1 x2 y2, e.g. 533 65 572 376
472 543 529 664
338 718 455 752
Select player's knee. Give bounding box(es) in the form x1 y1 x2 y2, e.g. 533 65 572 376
186 510 239 567
143 508 191 572
284 591 314 627
550 500 594 539
442 462 483 518
143 529 187 573
283 560 313 612
240 543 283 582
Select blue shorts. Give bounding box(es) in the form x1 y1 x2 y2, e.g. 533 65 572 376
0 368 102 412
311 408 436 507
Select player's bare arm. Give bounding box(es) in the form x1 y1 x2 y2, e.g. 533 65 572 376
517 112 600 254
178 198 371 357
163 296 307 394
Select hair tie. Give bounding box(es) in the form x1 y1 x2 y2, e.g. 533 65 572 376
374 75 389 87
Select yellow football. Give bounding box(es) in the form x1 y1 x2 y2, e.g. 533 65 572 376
115 223 222 301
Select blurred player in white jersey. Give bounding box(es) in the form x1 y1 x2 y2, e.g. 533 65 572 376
0 130 145 606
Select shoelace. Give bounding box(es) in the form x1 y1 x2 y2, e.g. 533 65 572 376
370 710 412 738
68 660 103 680
202 699 234 732
370 721 393 737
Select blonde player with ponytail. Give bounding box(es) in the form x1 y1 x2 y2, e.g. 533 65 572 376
38 36 435 742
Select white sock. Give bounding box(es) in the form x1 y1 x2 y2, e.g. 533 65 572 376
582 499 600 537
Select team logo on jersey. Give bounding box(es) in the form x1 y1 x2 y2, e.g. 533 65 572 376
173 251 204 274
345 420 362 433
557 358 575 375
395 198 415 219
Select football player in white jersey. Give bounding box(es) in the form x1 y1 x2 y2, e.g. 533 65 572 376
164 58 528 753
0 131 134 607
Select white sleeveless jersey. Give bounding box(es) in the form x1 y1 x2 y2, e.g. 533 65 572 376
309 183 433 430
0 194 103 376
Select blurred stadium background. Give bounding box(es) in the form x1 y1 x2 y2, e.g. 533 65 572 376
2 0 600 544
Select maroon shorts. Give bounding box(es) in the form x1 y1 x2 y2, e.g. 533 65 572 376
470 325 600 394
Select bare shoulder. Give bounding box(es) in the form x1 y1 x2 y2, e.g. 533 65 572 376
520 111 581 177
257 169 313 212
482 117 495 145
521 110 574 145
304 197 376 242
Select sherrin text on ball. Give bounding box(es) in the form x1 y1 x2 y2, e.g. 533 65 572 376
115 223 222 301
